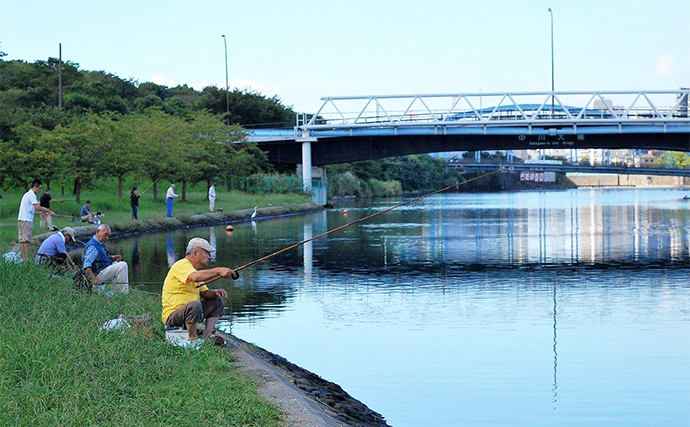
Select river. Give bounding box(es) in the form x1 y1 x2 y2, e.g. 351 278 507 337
99 188 690 426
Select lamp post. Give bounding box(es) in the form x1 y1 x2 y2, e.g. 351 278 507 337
222 35 230 126
548 8 554 118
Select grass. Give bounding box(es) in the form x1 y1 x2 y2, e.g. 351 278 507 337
0 178 310 251
0 260 282 426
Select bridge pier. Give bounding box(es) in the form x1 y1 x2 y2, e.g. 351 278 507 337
298 136 317 192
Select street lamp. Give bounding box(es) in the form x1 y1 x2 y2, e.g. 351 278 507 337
222 35 230 126
548 8 554 117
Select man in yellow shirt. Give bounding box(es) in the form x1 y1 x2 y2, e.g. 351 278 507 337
162 237 238 340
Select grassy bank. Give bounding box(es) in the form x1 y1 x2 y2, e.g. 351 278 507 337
0 260 281 426
0 179 310 251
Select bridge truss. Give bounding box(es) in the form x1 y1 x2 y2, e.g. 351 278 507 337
298 90 690 135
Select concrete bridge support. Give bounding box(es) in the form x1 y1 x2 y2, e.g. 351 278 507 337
298 136 317 192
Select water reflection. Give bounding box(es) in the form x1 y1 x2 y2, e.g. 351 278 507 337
166 234 175 267
93 189 689 426
98 189 690 322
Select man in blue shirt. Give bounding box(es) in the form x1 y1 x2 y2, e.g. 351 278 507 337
80 200 99 223
35 227 77 271
83 224 129 293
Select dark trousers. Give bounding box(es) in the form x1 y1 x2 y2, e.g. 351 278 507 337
165 296 224 328
131 205 138 220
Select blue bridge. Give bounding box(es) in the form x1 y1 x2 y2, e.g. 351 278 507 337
247 90 690 187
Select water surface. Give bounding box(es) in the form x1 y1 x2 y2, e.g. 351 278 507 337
101 188 690 426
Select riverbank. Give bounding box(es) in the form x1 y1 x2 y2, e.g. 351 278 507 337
4 202 395 426
0 249 391 426
0 183 311 252
9 202 322 253
0 261 282 426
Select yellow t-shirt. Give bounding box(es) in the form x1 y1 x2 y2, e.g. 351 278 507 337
161 258 209 323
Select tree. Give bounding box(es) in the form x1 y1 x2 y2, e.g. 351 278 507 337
655 151 690 168
123 108 184 200
47 114 112 202
0 123 61 189
99 114 139 198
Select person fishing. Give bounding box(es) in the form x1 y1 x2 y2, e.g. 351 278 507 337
161 237 238 341
165 184 178 218
18 179 55 258
130 187 140 220
39 187 63 231
83 224 129 293
80 200 101 224
35 226 78 272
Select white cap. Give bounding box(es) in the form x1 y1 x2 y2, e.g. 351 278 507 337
186 237 215 253
61 227 76 241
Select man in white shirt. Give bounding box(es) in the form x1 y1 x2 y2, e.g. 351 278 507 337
18 179 55 258
165 184 178 218
208 183 217 212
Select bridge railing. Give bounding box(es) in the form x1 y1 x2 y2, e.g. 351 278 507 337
302 90 690 129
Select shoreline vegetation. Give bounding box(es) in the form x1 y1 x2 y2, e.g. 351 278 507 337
0 261 283 426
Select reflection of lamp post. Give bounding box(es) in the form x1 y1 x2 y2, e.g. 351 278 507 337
548 8 554 117
222 35 230 126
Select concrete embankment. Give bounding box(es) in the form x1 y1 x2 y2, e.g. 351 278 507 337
566 174 690 188
218 331 390 427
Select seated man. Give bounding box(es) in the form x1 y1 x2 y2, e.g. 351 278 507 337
83 224 129 293
79 200 100 223
162 237 238 340
35 227 77 272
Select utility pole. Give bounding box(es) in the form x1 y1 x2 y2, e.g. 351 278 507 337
222 35 230 126
58 43 63 110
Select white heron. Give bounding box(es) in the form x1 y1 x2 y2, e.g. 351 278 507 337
251 206 258 219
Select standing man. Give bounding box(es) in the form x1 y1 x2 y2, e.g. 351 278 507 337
208 183 217 213
35 227 77 272
83 224 129 293
39 188 63 230
162 237 238 340
165 184 178 218
18 179 54 257
130 187 140 220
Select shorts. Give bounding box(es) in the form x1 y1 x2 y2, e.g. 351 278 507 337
18 221 33 243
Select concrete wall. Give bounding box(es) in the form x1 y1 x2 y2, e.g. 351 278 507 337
567 174 690 187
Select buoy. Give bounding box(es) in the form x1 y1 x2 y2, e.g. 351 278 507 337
343 209 349 216
226 225 234 232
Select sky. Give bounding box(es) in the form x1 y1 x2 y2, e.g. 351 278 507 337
1 0 689 114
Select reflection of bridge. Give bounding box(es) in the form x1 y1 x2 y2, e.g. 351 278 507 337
247 90 690 189
450 162 690 176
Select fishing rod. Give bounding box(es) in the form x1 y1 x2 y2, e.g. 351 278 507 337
139 175 165 196
196 169 503 288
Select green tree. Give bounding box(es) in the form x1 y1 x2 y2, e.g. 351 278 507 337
0 123 61 189
123 108 184 200
46 114 112 202
99 114 140 198
655 151 690 167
